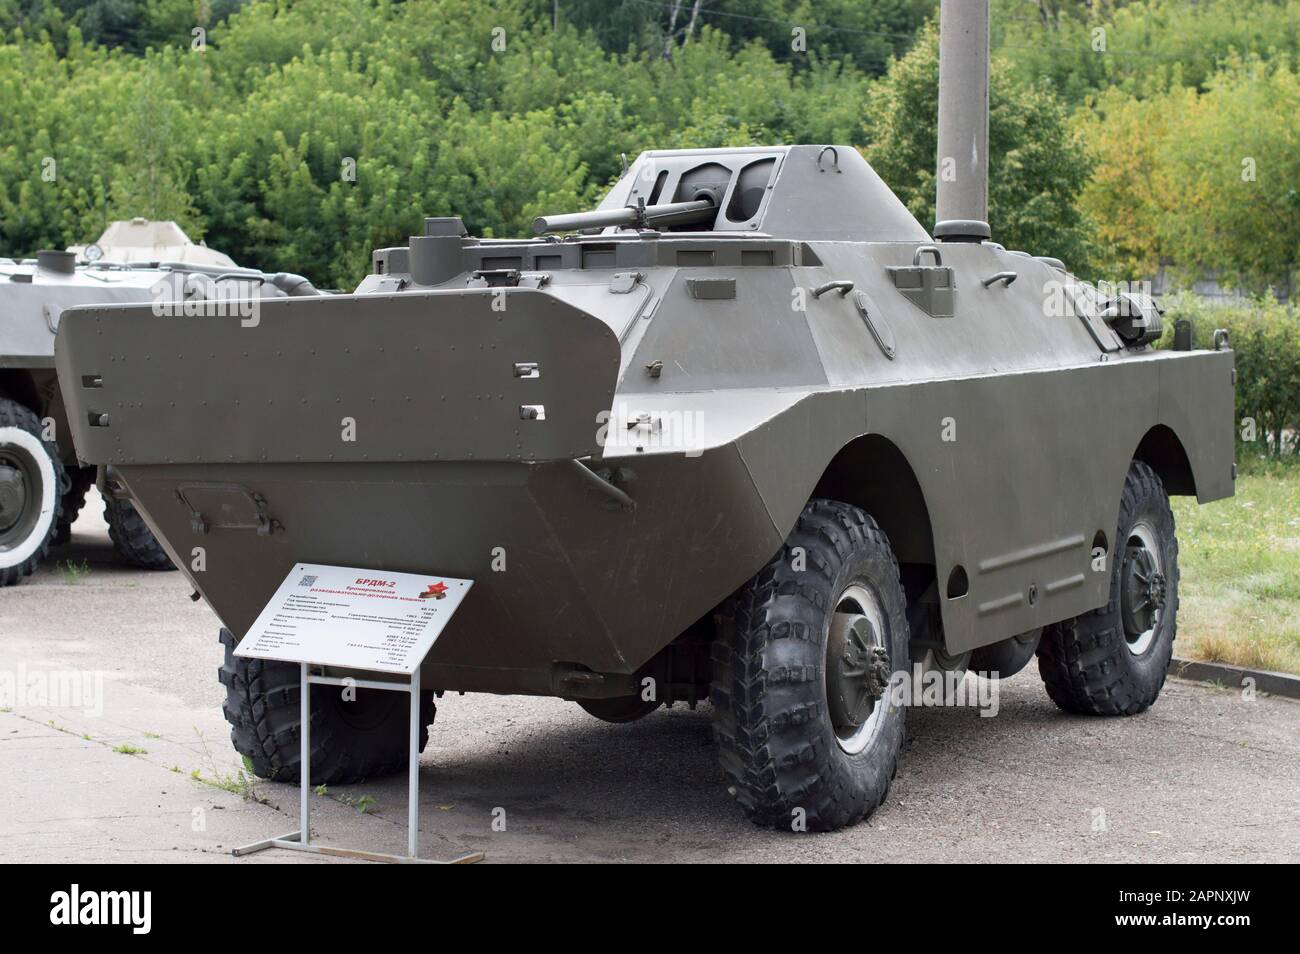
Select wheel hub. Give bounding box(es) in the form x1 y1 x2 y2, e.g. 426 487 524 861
1120 523 1165 654
0 461 27 534
827 614 889 731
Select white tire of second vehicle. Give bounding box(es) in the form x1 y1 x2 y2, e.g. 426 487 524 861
0 426 57 569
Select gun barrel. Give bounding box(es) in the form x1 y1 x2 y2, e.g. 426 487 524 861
532 207 640 235
532 198 714 235
643 198 715 228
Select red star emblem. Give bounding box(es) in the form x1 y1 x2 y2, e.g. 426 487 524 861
421 581 449 600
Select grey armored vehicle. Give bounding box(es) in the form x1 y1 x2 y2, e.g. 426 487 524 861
1 220 321 585
54 2 1233 829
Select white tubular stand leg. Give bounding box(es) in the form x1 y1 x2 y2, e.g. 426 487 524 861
233 663 482 864
408 666 420 858
301 661 311 845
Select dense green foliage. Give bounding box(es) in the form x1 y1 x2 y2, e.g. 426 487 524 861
0 0 1295 296
1158 294 1300 457
1077 56 1300 292
0 0 249 54
993 0 1300 104
0 0 920 285
865 24 1094 268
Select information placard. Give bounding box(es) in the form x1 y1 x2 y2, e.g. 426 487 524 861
234 563 472 674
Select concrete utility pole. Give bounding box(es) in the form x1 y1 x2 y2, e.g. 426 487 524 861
934 0 991 242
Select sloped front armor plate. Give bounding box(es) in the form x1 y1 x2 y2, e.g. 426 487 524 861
56 289 619 465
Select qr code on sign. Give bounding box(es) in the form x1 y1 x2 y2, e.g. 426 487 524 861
299 575 318 587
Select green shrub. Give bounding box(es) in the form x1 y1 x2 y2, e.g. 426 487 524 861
1158 292 1300 456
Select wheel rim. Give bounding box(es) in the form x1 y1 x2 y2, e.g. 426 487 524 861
1121 521 1166 656
0 427 55 563
826 582 891 755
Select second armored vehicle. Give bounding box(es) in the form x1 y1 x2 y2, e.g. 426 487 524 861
1 220 321 585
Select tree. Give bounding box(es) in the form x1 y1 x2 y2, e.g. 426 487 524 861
536 0 935 75
1072 85 1187 279
992 0 1300 106
864 23 1095 269
105 63 202 231
1079 56 1300 294
1157 58 1300 294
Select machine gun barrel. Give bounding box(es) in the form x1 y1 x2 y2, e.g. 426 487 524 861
532 198 714 235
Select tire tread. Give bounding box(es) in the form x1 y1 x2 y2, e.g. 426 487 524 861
1037 461 1179 716
710 499 905 830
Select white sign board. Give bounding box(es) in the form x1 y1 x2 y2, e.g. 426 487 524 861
234 563 472 674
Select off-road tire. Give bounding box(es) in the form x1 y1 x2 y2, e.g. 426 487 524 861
1037 461 1179 716
104 496 175 570
53 466 96 546
0 398 65 587
711 499 908 831
218 628 435 784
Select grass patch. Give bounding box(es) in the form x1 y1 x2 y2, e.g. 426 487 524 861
112 743 146 755
1171 455 1300 675
187 730 269 804
198 766 267 802
60 559 90 583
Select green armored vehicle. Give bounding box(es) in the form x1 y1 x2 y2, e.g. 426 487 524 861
53 1 1233 830
0 219 322 585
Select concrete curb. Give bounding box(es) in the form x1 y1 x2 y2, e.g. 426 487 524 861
1169 656 1300 700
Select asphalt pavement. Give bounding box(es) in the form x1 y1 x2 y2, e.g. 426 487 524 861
1 490 1296 863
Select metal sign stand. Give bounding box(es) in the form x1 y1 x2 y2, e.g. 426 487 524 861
233 663 483 865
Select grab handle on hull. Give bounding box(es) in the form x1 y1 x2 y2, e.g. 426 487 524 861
981 271 1017 288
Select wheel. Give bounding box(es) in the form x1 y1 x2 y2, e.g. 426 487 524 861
53 466 96 546
1037 461 1179 715
969 628 1042 679
915 643 971 677
577 696 662 723
910 642 971 701
0 398 64 587
711 499 908 831
218 628 436 784
104 496 175 570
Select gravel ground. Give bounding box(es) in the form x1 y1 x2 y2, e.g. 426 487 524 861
1 490 1297 863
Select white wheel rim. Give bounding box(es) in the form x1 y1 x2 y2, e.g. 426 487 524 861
830 583 889 755
0 426 57 568
1124 521 1161 656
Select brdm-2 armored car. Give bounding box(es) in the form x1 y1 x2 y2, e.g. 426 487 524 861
54 1 1233 829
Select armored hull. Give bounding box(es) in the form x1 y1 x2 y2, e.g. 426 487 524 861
55 146 1234 697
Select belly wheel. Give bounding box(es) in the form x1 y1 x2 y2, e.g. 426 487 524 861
576 696 663 723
